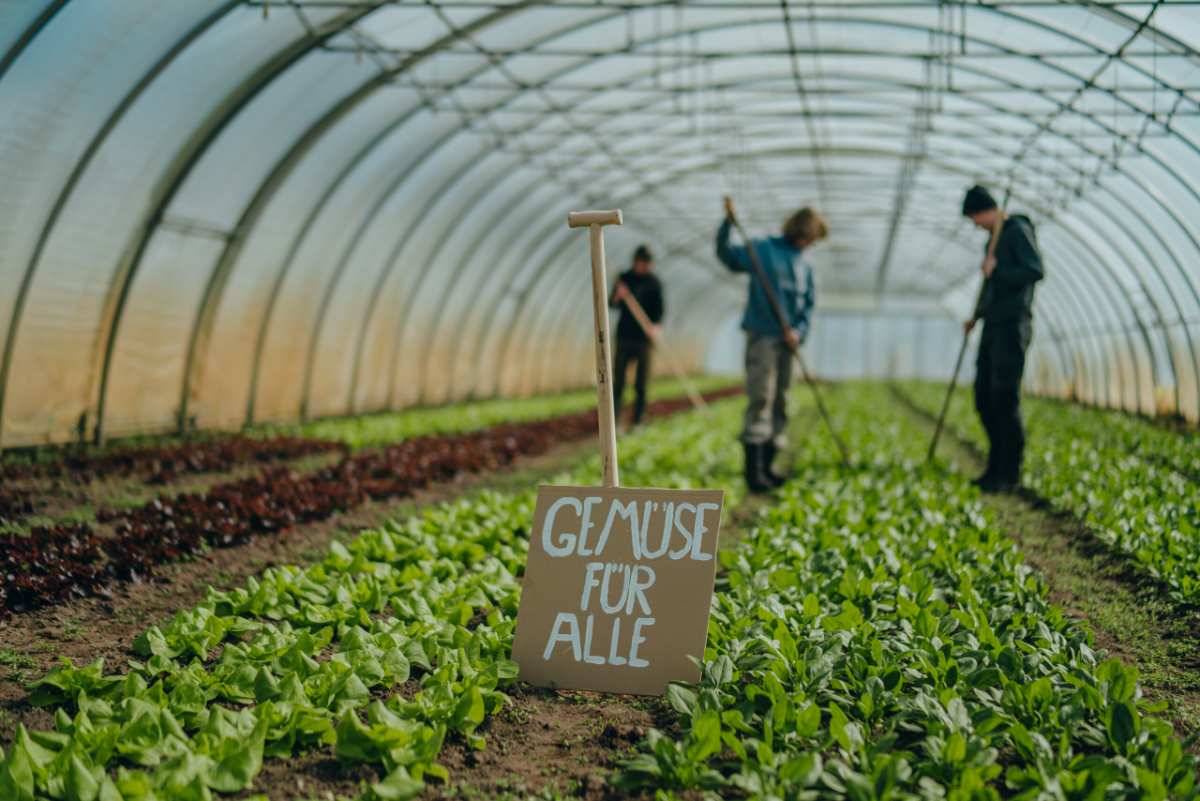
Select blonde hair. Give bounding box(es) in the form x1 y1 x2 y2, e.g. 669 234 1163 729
783 208 828 245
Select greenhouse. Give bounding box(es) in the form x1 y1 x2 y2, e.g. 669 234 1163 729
1 2 1199 800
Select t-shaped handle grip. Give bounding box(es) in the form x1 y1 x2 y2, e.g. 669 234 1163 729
567 208 623 487
567 209 623 228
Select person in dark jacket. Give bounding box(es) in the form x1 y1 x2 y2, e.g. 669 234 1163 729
717 197 827 493
961 185 1044 492
609 245 664 427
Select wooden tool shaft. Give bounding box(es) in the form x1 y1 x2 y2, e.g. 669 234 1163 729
575 213 622 488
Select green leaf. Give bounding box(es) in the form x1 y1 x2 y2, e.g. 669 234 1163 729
207 716 266 793
1108 701 1138 752
371 766 424 800
781 753 823 786
450 686 485 732
943 732 967 765
689 711 722 762
796 702 821 739
65 754 100 801
666 684 698 717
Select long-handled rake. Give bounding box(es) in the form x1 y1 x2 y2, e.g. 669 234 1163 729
612 280 707 412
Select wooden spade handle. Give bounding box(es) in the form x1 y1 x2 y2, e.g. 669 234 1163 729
568 209 624 487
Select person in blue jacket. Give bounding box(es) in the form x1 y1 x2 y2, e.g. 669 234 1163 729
716 197 828 493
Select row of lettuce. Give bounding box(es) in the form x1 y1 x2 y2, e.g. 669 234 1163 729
0 395 744 801
900 381 1200 607
254 376 737 450
3 385 1195 800
618 384 1196 800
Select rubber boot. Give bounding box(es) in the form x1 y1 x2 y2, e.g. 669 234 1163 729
742 442 773 494
762 441 786 488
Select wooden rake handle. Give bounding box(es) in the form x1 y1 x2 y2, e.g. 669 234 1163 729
615 281 707 411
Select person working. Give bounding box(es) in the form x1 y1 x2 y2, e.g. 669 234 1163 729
716 197 827 493
961 185 1044 492
609 244 664 428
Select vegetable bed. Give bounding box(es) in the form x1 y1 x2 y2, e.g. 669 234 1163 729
898 382 1200 606
3 384 1195 801
1 386 739 618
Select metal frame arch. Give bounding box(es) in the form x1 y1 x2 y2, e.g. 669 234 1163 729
1041 208 1178 412
86 5 384 442
319 3 1200 402
0 0 243 446
1062 196 1190 412
240 101 463 424
214 9 1200 422
1037 233 1145 409
0 0 68 82
7 2 1200 442
511 125 1118 383
431 182 572 403
409 172 582 405
489 48 1200 341
298 137 497 419
184 3 549 428
228 4 722 421
1031 244 1128 408
1080 178 1200 413
345 143 515 413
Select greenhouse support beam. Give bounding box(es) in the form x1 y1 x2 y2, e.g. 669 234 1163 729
0 1 243 448
87 6 380 444
183 4 537 430
0 0 69 83
283 10 1200 419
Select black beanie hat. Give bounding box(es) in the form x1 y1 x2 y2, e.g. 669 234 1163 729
633 244 654 263
962 185 998 216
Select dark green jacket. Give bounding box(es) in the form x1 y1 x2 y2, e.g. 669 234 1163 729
978 214 1044 324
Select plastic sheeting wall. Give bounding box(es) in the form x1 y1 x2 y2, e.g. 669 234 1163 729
2 1 1199 446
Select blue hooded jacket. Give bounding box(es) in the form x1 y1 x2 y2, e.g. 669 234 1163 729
715 218 815 340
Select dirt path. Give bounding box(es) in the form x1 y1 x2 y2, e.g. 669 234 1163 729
892 386 1200 747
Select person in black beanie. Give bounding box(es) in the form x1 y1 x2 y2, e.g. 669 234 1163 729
609 245 664 427
961 185 1044 492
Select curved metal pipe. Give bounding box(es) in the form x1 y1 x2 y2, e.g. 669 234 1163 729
87 6 382 442
0 1 242 445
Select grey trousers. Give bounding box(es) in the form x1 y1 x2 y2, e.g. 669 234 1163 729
742 332 793 446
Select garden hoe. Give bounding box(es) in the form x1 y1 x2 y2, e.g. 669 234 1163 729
926 196 1008 464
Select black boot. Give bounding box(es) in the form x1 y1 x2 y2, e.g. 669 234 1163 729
762 441 786 488
742 442 773 494
972 445 998 488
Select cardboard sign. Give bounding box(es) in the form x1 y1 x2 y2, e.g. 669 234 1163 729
511 485 724 696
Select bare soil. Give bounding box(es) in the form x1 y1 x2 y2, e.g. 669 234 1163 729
427 686 666 800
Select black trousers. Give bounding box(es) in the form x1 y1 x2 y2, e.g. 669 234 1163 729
613 340 652 424
974 319 1032 482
